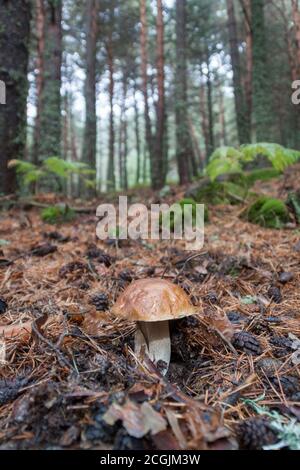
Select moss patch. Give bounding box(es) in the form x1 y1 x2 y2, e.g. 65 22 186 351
241 196 290 229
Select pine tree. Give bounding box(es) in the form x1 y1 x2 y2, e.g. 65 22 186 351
0 0 31 194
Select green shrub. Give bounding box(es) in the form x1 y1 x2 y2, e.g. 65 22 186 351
41 205 76 224
241 196 290 229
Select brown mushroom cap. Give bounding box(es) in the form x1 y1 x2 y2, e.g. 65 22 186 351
112 278 196 322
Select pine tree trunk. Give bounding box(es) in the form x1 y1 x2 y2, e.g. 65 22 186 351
175 0 191 184
33 0 45 164
106 33 115 191
82 0 98 184
0 0 31 194
199 81 210 161
227 0 250 143
218 83 227 146
118 71 128 190
206 56 215 161
292 0 300 75
35 0 62 161
243 0 253 125
153 0 166 189
140 0 154 183
251 0 274 141
133 83 141 185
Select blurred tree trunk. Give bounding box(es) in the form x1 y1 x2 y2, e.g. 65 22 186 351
251 0 274 141
154 0 166 189
188 118 203 170
199 81 210 161
82 0 98 189
0 0 31 194
227 0 250 144
243 0 253 127
140 0 154 183
206 51 215 161
292 0 300 75
106 27 115 191
34 0 62 161
118 71 128 190
218 83 227 146
175 0 191 184
133 82 141 185
33 0 45 164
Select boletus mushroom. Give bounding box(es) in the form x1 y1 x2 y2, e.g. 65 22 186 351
112 278 195 374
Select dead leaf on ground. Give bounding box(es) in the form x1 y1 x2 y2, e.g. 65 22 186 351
103 398 167 438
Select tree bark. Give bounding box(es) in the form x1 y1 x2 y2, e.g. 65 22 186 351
175 0 191 184
106 30 115 191
251 0 274 141
199 81 210 161
0 0 31 194
35 0 62 161
292 0 300 75
227 0 250 143
33 0 45 164
206 54 215 161
133 83 141 185
118 71 128 190
82 0 98 181
154 0 166 189
140 0 154 183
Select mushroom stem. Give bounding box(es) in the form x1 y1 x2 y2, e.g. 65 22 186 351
135 320 171 374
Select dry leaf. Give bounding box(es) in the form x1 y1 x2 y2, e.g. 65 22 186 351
0 321 32 340
103 399 167 438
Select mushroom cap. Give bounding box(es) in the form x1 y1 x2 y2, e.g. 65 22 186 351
112 278 196 322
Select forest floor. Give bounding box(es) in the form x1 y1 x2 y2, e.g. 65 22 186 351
0 167 300 450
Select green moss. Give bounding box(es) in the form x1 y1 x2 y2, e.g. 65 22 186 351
41 205 76 224
245 168 281 185
241 196 290 229
194 181 248 205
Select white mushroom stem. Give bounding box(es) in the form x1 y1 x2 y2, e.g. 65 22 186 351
135 320 171 375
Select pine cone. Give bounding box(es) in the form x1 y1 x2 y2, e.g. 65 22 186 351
90 293 109 311
119 270 134 282
86 245 113 267
270 335 294 358
0 298 7 315
233 331 262 355
237 417 278 450
272 375 300 397
267 285 282 303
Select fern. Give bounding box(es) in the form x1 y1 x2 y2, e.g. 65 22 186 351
8 157 95 191
206 143 300 181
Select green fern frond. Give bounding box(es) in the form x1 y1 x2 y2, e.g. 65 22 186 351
206 143 300 182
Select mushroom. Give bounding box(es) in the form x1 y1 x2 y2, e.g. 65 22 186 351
112 278 195 374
